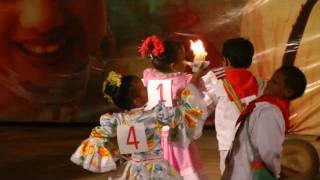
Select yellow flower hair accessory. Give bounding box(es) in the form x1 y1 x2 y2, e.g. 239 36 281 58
106 71 122 87
102 71 122 103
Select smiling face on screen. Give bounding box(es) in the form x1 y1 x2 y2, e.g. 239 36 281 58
0 0 106 88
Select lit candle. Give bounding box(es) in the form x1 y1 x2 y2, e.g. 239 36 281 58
190 40 208 62
189 39 209 72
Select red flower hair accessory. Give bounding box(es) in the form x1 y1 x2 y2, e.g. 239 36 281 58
139 35 165 59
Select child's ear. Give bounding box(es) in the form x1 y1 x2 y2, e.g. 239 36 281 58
170 62 176 72
284 88 294 99
133 97 139 107
133 97 143 107
223 57 230 67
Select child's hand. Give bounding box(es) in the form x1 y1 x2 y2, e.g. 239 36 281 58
190 63 211 85
184 60 210 73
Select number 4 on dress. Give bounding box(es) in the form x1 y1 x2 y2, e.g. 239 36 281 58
117 123 148 154
126 126 140 149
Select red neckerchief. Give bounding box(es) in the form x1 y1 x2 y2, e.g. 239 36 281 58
224 68 259 100
236 95 290 134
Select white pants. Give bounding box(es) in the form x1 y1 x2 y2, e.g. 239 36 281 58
219 150 229 175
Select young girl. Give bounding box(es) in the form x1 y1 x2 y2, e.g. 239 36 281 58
139 35 204 179
70 70 208 179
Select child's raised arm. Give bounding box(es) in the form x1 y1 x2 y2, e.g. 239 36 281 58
154 83 209 147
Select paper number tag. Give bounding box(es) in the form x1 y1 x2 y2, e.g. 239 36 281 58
145 79 172 110
117 123 148 154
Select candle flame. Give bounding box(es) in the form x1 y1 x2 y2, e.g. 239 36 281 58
190 40 207 55
190 40 207 61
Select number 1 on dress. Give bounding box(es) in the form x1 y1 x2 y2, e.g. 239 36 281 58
157 83 166 104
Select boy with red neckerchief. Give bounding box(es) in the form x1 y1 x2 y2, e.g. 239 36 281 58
222 65 307 180
201 38 266 174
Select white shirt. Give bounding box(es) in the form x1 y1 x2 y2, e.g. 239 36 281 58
201 71 265 150
222 102 285 180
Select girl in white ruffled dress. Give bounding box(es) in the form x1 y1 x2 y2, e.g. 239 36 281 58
70 70 208 179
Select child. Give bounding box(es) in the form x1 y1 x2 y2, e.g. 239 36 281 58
139 35 204 179
70 70 209 179
140 35 191 106
202 37 266 173
222 65 307 180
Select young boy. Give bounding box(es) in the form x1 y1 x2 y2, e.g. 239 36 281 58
221 65 307 180
202 37 265 173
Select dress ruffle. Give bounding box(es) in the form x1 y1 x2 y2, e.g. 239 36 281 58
120 158 182 179
70 85 208 179
70 137 117 173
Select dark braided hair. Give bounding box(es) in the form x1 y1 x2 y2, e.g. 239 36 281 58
151 40 184 73
103 75 141 110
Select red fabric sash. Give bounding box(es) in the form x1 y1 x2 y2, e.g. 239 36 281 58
236 95 290 133
224 68 258 100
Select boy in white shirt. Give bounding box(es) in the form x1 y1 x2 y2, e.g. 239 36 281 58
202 38 265 173
222 65 307 180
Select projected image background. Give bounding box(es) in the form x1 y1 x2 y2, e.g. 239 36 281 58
0 0 319 137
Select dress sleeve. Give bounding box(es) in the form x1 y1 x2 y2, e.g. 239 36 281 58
155 84 209 147
200 70 224 108
70 113 120 173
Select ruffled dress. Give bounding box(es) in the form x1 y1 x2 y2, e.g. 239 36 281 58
143 68 205 179
70 85 208 179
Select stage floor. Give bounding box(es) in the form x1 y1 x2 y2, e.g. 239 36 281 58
2 125 319 179
0 125 220 179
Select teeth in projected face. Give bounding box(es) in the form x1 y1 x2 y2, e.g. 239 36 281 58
23 42 65 54
46 45 61 53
